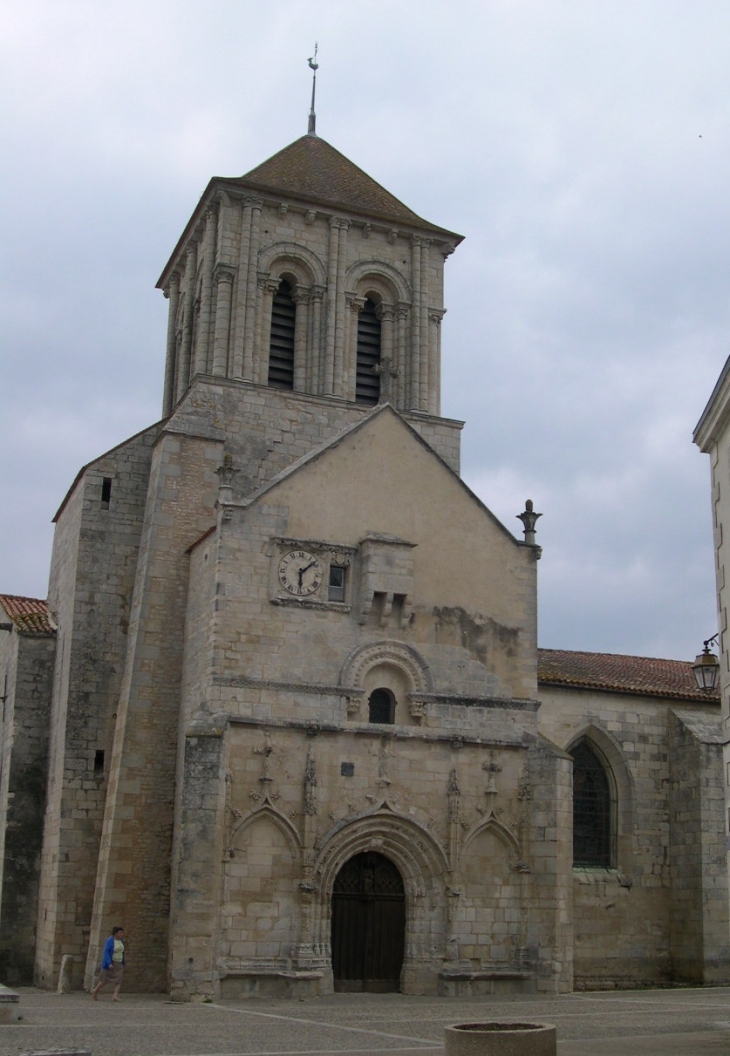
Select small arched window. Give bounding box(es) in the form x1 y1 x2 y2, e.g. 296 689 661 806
572 740 612 868
368 688 395 724
268 279 296 389
356 298 381 404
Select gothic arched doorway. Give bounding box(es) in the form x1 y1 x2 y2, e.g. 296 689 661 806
331 851 405 992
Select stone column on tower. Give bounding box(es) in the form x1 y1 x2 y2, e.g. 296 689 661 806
309 284 325 393
162 272 180 416
194 208 217 375
410 236 423 408
212 267 236 377
241 199 263 382
418 239 432 410
230 199 253 379
332 220 350 398
292 287 310 392
176 243 197 402
428 308 446 416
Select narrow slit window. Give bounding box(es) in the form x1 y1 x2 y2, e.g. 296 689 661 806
101 477 112 508
356 298 381 404
268 279 296 389
94 749 105 778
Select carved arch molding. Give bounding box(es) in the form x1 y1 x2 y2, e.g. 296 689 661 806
338 639 433 722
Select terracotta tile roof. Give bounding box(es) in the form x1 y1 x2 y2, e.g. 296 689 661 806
538 648 719 703
225 135 459 235
0 594 56 636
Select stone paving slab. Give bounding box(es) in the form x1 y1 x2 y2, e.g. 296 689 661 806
1 987 729 1056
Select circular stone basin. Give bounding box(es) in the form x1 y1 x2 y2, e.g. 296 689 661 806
444 1022 556 1056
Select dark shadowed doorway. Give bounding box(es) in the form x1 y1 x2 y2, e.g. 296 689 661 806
331 851 405 992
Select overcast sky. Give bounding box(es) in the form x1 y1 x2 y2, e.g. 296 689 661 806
2 0 729 661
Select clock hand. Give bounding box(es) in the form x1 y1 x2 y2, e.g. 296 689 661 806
300 561 318 575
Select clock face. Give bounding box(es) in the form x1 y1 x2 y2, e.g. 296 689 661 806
278 550 323 597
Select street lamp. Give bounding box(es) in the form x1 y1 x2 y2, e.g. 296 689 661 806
691 634 720 691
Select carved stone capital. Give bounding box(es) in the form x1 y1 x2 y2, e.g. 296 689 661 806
214 265 236 286
329 216 351 230
310 284 325 302
428 308 446 326
242 195 264 210
346 293 366 313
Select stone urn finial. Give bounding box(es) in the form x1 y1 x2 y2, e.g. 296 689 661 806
516 499 542 545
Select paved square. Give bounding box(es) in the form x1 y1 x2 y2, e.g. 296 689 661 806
1 986 730 1056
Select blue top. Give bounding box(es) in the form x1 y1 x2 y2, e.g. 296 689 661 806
101 935 125 970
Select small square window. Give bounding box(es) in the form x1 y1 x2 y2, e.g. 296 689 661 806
328 565 346 602
341 762 354 777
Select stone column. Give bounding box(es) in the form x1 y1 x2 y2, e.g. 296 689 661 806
395 303 409 409
230 198 253 380
345 294 364 402
162 271 180 416
243 198 263 382
177 244 197 402
428 309 445 416
194 207 217 375
333 220 350 397
309 284 325 393
254 276 279 385
212 267 236 376
292 288 310 392
418 240 432 410
323 218 340 395
410 237 422 408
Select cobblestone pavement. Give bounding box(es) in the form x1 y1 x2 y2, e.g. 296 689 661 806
1 986 729 1056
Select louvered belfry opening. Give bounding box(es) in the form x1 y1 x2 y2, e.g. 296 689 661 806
268 279 296 389
356 298 381 404
572 740 612 868
331 851 405 992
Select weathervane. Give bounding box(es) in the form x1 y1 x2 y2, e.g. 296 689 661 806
308 43 319 135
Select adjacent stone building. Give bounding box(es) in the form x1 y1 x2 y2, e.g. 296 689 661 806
1 125 727 996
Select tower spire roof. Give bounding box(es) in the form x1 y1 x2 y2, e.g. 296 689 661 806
307 44 318 135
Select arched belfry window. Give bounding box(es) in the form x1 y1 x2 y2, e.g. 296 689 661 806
356 298 381 405
572 740 612 868
268 279 296 389
368 688 395 724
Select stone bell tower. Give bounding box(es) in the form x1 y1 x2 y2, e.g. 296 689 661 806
66 128 468 994
157 131 463 420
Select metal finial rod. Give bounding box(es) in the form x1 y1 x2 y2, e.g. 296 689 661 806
308 43 318 135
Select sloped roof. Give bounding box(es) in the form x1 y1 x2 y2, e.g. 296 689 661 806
538 648 718 703
0 594 56 636
220 134 462 236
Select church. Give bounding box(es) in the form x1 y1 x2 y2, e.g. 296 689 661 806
1 113 728 999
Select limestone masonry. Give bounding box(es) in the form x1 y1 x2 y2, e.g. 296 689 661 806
1 128 727 998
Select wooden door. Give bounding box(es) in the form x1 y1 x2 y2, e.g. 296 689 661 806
331 851 405 992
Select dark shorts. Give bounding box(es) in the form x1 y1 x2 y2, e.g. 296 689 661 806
99 963 124 985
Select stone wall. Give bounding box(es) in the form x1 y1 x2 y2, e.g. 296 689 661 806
35 425 157 989
669 711 729 982
0 625 54 984
538 683 725 987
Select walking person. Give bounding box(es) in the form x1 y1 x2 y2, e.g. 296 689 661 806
92 926 125 1001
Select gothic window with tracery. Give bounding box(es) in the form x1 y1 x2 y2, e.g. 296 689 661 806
356 298 381 404
572 739 612 868
268 279 296 389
